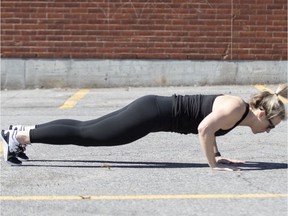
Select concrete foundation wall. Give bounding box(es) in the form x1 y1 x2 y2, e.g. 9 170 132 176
1 59 287 89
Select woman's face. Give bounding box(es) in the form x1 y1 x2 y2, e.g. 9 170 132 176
251 111 282 134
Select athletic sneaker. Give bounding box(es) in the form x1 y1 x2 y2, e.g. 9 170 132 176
16 148 29 161
8 125 29 161
1 130 23 165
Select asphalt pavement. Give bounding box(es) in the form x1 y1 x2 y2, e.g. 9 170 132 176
0 85 287 216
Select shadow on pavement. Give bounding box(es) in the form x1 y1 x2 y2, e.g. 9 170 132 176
20 160 287 171
239 161 288 171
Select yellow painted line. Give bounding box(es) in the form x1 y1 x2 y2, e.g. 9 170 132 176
0 194 287 201
255 85 287 104
59 89 90 109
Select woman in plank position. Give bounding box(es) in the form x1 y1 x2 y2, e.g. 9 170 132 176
1 84 287 171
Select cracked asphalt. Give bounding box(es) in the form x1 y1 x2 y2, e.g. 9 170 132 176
0 85 287 216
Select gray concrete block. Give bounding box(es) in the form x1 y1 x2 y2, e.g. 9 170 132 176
1 59 26 89
1 58 287 89
25 59 70 88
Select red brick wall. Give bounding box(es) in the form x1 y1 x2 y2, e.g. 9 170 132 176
1 0 287 60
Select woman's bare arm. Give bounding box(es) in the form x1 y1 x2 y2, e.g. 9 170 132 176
197 95 246 171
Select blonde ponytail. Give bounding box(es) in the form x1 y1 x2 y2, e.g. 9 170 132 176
250 84 287 120
275 84 287 100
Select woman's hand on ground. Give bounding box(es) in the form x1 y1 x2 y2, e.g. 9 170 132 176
212 157 245 171
212 163 241 172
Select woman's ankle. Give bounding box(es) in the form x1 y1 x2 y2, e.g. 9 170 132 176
16 130 31 145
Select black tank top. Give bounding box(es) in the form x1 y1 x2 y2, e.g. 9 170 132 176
171 94 249 136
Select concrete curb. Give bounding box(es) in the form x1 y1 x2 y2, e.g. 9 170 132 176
1 58 287 89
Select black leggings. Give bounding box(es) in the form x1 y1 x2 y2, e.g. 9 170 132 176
30 95 173 146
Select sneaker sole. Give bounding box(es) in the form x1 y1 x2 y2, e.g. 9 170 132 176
17 157 29 161
1 130 22 165
6 159 22 166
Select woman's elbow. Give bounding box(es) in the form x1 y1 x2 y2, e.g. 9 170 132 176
198 124 214 136
198 124 207 135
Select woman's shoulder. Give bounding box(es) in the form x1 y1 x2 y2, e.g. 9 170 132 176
213 95 247 113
